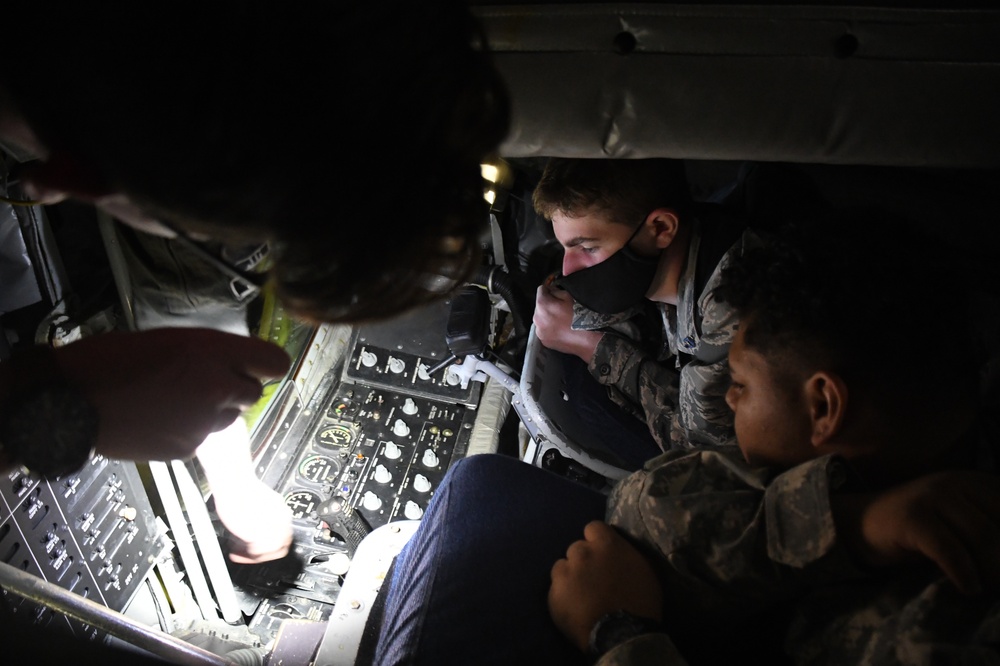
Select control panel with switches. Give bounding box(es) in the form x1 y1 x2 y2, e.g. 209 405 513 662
230 298 489 640
0 457 165 640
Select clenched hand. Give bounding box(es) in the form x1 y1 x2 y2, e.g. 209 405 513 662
549 520 663 653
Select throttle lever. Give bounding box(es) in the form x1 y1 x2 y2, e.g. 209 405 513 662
317 496 372 557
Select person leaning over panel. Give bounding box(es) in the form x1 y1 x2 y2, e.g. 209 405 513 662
0 1 509 477
532 158 756 452
374 210 1000 665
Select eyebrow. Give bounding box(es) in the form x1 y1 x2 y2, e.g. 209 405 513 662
563 235 601 248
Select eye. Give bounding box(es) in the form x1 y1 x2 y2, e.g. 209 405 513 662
580 246 599 255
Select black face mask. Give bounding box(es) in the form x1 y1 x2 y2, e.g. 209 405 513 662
553 221 660 315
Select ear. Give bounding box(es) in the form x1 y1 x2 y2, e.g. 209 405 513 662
804 371 848 449
18 151 112 205
644 208 680 249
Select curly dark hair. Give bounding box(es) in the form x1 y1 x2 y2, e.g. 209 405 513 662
714 210 975 396
532 158 692 226
3 1 510 323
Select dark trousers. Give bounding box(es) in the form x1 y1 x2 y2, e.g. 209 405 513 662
374 454 607 665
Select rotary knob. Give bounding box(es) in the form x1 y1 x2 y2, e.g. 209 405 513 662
404 501 424 520
388 357 405 374
383 441 402 460
392 419 410 437
421 449 440 467
402 398 418 415
374 465 392 484
360 351 378 368
445 368 461 386
417 364 431 381
362 491 383 511
413 474 431 493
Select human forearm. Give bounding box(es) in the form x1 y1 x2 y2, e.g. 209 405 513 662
196 420 293 563
548 328 604 363
589 332 680 447
830 471 1000 596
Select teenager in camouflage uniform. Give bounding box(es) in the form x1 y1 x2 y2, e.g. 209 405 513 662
375 212 999 665
532 158 755 450
552 213 1000 665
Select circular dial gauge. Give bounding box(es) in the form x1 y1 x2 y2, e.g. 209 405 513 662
316 424 354 448
297 455 341 484
284 490 322 520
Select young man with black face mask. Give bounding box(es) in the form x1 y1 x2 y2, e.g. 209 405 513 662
532 158 755 451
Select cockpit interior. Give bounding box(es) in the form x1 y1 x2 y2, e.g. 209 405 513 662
1 2 998 664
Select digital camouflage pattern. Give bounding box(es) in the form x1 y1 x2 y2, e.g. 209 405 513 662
596 447 1000 665
606 448 854 617
786 576 1000 666
578 228 756 450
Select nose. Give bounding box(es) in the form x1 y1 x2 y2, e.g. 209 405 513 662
562 251 586 276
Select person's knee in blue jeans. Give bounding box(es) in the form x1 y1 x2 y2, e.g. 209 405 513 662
375 454 607 666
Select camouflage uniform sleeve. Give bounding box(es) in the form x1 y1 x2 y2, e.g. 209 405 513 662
765 455 853 567
588 332 681 452
675 356 734 448
595 633 690 666
607 449 860 618
786 577 1000 665
673 252 740 448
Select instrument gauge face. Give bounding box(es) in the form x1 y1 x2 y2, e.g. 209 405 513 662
316 424 355 448
298 455 341 484
283 490 321 520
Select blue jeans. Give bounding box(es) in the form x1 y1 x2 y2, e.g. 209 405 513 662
374 454 607 665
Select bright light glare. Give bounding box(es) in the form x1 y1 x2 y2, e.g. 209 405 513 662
481 164 499 183
196 419 294 563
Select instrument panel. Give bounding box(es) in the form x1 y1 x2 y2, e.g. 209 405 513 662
234 300 486 643
285 384 474 534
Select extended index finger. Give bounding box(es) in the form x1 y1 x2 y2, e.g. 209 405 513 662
228 336 292 379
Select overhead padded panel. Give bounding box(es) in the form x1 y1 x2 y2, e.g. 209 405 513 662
475 3 1000 167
